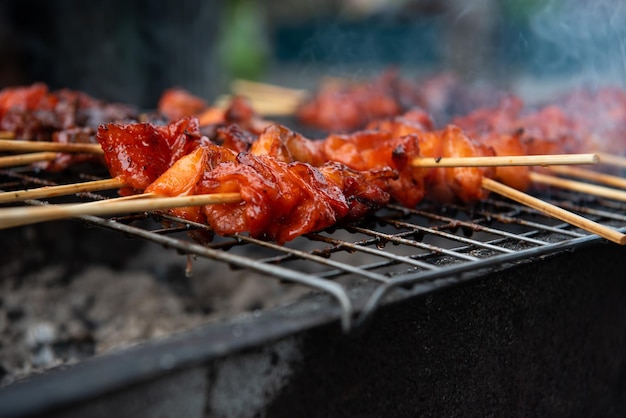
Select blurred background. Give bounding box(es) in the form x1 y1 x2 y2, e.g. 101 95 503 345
0 0 625 108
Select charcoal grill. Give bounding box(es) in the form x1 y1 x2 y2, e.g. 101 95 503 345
1 161 626 417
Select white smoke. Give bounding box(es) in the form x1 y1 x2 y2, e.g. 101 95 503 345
529 0 626 86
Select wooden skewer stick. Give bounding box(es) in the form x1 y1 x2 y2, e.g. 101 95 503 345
0 130 15 139
481 177 626 245
597 152 626 169
0 192 243 230
227 80 310 116
231 79 309 100
529 172 626 203
0 139 103 154
214 94 302 116
0 152 58 168
79 192 157 206
411 153 598 168
549 166 626 190
0 177 125 204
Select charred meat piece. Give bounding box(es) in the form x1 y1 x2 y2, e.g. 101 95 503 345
0 83 137 140
97 116 210 194
322 130 426 207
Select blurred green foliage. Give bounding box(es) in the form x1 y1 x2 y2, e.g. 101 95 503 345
217 0 269 81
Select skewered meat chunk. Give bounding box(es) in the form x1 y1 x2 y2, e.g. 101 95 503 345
0 83 52 121
157 88 208 121
426 125 496 204
199 152 350 244
0 83 138 172
322 130 427 207
452 96 523 139
145 146 212 226
35 128 105 172
296 70 508 132
454 87 626 160
244 124 394 221
0 83 137 140
145 145 350 244
195 96 273 138
366 108 435 136
143 139 393 244
413 73 509 125
97 116 210 194
364 109 442 172
214 124 257 153
245 119 498 207
250 124 326 166
144 146 220 244
317 162 394 222
0 83 64 140
480 131 530 192
297 70 404 132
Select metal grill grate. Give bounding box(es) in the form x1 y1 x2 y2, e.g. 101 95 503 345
3 166 626 331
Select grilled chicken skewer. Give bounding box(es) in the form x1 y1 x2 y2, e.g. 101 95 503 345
2 80 625 244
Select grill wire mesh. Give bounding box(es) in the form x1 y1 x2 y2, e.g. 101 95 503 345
2 165 626 331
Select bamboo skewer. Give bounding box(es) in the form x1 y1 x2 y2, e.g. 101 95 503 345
549 166 626 190
0 177 125 204
231 79 309 100
0 152 58 168
214 94 303 116
529 172 626 203
227 79 309 116
597 152 626 169
0 130 15 139
79 192 157 206
0 193 243 230
62 192 158 209
0 139 103 154
411 153 598 168
482 177 626 245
